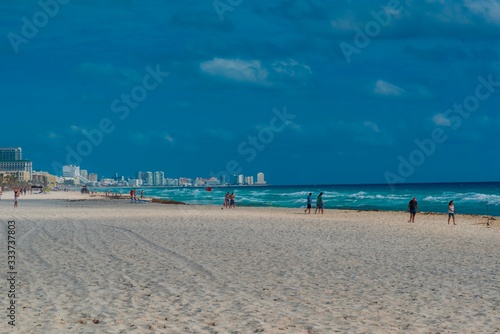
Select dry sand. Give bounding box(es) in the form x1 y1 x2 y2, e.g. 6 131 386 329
0 191 499 333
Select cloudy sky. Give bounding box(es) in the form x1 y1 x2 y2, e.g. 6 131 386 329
1 0 499 185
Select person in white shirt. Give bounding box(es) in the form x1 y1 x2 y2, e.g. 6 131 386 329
448 200 456 225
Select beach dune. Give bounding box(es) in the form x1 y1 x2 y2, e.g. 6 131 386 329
0 191 499 333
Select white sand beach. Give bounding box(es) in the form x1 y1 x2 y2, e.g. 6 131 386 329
0 191 499 333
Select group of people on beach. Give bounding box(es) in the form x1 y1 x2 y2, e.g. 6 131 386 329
129 188 144 203
223 192 236 209
304 192 324 214
302 193 458 224
407 198 456 224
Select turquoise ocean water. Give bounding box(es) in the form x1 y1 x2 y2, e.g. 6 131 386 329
92 182 500 216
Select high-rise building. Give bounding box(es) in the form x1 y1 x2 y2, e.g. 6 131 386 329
63 165 80 178
0 147 32 181
194 177 204 186
0 147 22 161
237 174 244 185
144 171 153 186
80 169 88 180
62 165 81 185
256 172 266 185
128 178 143 187
153 171 165 186
165 178 176 186
245 176 254 185
89 173 98 182
220 175 226 185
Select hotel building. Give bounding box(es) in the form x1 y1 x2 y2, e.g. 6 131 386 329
0 147 33 181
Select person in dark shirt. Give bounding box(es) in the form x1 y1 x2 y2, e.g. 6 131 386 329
304 193 312 214
408 197 418 223
315 192 324 214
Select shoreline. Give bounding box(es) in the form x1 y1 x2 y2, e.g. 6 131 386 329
96 191 500 219
3 190 498 225
84 185 500 217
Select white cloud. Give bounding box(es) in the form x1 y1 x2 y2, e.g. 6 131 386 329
464 0 500 24
200 58 312 85
432 113 452 126
374 80 405 96
271 59 312 78
200 58 268 84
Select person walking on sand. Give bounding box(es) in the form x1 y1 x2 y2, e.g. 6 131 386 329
408 197 418 223
315 192 324 214
304 193 312 213
448 200 456 225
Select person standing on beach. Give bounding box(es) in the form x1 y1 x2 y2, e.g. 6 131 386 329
315 192 324 214
448 200 456 225
224 192 230 208
408 197 418 222
304 193 312 213
140 190 144 199
229 193 236 208
130 189 137 203
14 188 21 208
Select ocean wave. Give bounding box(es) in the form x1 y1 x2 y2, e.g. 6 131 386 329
348 191 367 198
345 192 407 201
91 185 500 215
277 191 311 197
424 192 500 206
249 190 271 197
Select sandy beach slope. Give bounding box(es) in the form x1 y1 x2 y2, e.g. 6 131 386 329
0 191 499 333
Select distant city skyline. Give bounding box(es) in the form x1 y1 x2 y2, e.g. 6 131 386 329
54 161 268 187
2 1 499 185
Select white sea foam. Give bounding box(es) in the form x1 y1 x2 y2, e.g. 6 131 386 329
424 192 500 206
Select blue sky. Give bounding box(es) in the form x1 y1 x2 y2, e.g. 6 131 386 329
1 0 499 185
